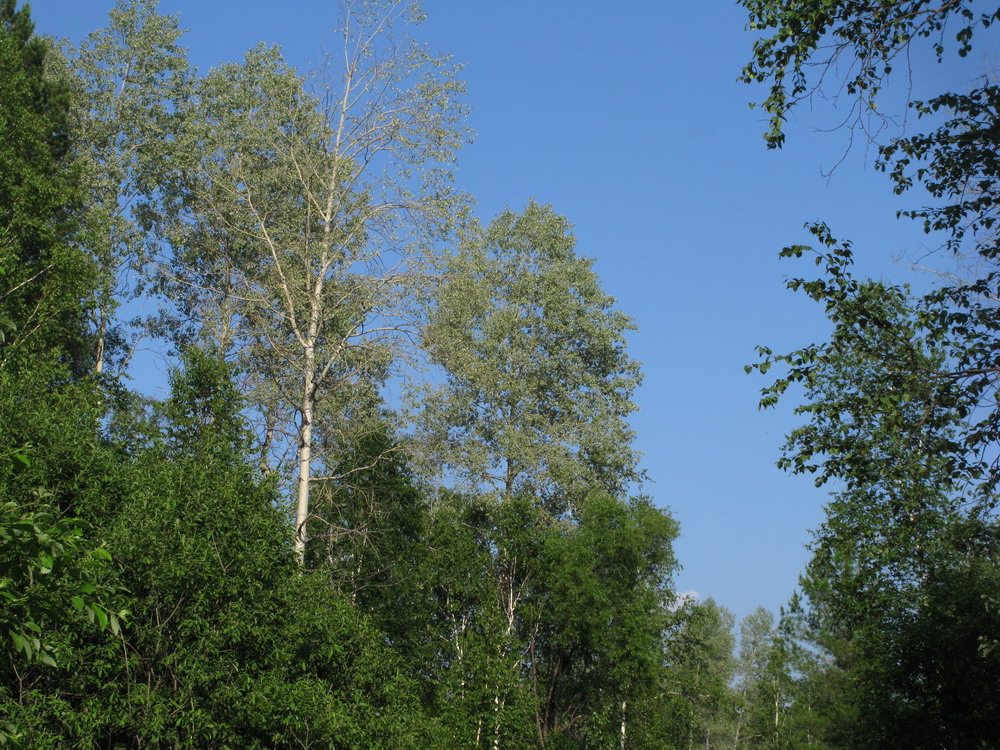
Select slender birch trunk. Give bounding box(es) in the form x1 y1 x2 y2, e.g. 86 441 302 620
294 348 316 562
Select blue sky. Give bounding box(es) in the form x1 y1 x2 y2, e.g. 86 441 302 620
31 0 988 623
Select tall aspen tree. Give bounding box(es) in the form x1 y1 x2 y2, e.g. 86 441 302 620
163 1 468 562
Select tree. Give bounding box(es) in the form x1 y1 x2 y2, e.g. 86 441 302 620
65 0 191 375
0 0 116 695
662 598 737 750
750 233 1000 748
412 201 643 506
733 607 794 749
742 0 1000 494
527 493 678 748
161 0 469 563
0 438 118 671
0 0 93 373
420 493 541 748
417 491 679 749
763 596 854 750
304 422 430 648
0 373 127 749
744 4 1000 746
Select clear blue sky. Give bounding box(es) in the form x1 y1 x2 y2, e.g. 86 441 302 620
31 0 986 623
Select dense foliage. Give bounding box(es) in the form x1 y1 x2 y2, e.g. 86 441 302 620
5 0 997 746
0 2 711 747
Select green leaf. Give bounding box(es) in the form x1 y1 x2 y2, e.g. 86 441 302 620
37 552 54 573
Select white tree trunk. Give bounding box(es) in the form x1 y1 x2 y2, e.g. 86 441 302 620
294 340 317 564
620 699 628 750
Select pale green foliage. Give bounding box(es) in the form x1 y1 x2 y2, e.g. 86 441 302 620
414 201 643 503
163 43 328 353
737 608 774 698
734 607 779 746
163 0 469 360
159 1 471 557
65 0 191 372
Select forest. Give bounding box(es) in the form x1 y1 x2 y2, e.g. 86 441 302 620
1 0 999 747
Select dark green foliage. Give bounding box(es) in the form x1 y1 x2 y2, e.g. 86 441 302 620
0 0 93 373
418 492 680 748
745 4 1000 745
780 537 1000 750
0 379 119 673
305 426 437 697
0 346 684 747
533 494 678 747
3 351 431 748
751 240 1000 748
0 10 119 744
160 347 248 455
306 429 426 601
0 364 127 748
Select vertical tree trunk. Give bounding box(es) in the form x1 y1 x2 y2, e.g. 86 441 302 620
94 308 106 375
294 341 316 564
774 676 780 729
619 699 628 750
492 693 504 750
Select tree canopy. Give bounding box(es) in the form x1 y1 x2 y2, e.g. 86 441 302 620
0 3 700 747
413 201 643 506
9 0 1000 746
744 1 1000 747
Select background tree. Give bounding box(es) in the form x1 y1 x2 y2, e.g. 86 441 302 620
662 598 737 750
0 0 93 373
65 0 191 375
419 493 541 748
733 606 794 749
412 200 643 507
527 493 679 748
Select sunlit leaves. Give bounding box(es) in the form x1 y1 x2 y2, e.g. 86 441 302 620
412 201 643 505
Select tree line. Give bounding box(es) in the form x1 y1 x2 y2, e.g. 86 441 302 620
2 0 999 747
